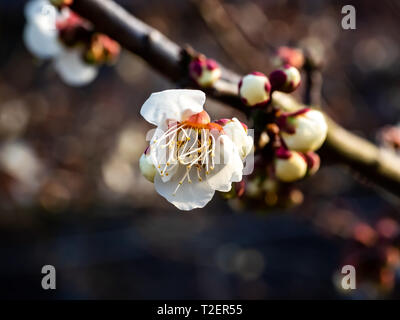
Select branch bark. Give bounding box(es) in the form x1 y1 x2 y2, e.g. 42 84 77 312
71 0 400 200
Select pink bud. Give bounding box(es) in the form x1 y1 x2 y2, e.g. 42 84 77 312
275 146 292 159
276 46 305 69
189 57 221 87
235 180 245 198
269 65 301 93
214 118 231 126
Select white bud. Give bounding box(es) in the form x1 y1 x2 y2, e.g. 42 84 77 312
189 58 221 87
239 72 271 107
275 152 307 183
269 65 301 93
197 68 221 87
281 109 328 152
139 152 156 183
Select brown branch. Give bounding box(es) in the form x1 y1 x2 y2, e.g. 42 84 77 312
303 67 323 106
71 0 400 200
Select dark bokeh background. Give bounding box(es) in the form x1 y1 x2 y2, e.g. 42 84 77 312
1 0 400 299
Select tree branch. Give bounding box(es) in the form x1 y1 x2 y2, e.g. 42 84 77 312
71 0 400 200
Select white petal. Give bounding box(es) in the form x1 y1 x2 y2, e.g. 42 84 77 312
207 135 243 192
154 166 215 211
139 153 156 183
140 89 205 126
24 0 51 22
54 49 98 86
23 20 61 59
149 127 179 182
25 0 70 24
222 118 253 160
243 135 254 158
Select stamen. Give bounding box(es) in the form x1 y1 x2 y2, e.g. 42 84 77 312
154 120 219 196
197 166 202 181
173 166 191 195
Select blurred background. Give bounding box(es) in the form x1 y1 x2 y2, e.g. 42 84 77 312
1 0 400 299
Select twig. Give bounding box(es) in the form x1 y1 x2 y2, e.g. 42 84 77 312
71 0 400 199
303 66 323 106
190 0 270 72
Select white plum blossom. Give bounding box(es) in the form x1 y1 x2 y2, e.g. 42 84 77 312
23 0 98 86
53 48 98 86
140 89 253 211
24 0 62 58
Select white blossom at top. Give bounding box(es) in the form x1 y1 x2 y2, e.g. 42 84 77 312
24 0 61 58
140 89 253 211
23 0 98 86
53 48 98 86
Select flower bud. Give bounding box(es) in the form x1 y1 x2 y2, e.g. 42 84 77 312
139 148 156 183
50 0 73 8
279 109 327 152
238 72 271 107
378 125 400 152
269 65 301 93
222 180 246 199
303 152 320 176
274 46 305 69
275 150 307 183
235 180 246 198
85 33 120 65
189 56 221 87
57 11 90 47
258 131 270 149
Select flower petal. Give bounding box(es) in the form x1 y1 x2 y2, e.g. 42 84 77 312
154 166 215 211
25 0 51 22
222 118 253 160
140 89 205 126
149 127 179 182
53 49 98 86
23 20 61 59
207 135 243 192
